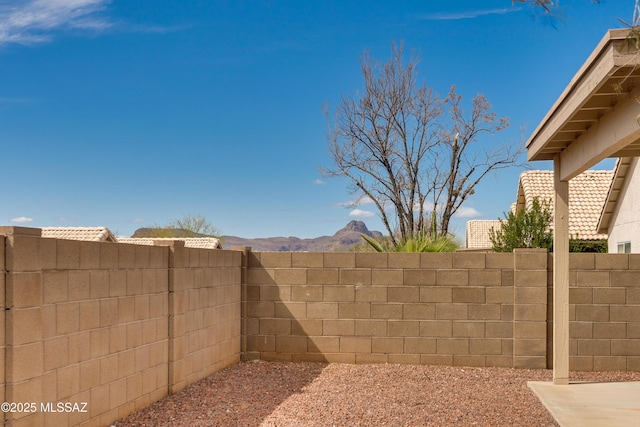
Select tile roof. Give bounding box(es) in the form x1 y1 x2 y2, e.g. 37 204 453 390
465 220 502 249
118 237 223 249
39 227 222 248
41 227 117 242
516 170 613 240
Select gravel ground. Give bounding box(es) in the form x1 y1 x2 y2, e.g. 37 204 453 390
115 361 640 427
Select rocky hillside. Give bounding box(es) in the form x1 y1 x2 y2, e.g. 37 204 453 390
222 220 383 252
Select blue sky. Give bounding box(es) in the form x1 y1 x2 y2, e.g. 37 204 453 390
0 0 632 239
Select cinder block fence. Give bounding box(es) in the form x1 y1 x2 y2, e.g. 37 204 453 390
1 226 640 426
1 227 241 427
243 250 550 368
244 250 640 372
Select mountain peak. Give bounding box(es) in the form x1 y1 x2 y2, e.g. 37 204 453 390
338 220 370 235
222 221 383 251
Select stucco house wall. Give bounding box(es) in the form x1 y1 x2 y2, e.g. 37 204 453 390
605 157 640 253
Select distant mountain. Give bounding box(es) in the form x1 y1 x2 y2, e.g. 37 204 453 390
221 220 383 252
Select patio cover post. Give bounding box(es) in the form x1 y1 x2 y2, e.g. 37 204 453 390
553 155 570 385
524 29 640 386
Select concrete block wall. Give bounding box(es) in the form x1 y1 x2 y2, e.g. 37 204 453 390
167 243 241 393
244 251 517 367
0 227 241 427
513 249 549 369
0 235 5 417
244 250 640 372
2 225 640 425
567 253 640 372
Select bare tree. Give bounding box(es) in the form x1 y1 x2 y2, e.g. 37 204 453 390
324 44 524 244
513 0 600 15
512 0 603 28
170 214 221 237
434 86 516 236
146 214 222 238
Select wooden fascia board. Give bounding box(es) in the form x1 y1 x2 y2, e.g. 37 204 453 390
596 157 633 234
527 43 617 160
526 30 630 161
596 158 622 234
558 86 640 181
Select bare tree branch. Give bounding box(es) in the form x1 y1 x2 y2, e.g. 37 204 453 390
324 44 524 241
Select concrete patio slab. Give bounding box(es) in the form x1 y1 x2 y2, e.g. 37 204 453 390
528 381 640 427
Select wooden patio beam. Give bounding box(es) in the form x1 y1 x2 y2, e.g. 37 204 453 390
558 85 640 181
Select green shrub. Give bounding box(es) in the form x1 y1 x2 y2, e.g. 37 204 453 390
490 198 609 253
490 197 553 252
569 238 608 253
360 232 460 252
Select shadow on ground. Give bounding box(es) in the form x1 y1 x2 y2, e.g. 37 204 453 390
114 361 327 426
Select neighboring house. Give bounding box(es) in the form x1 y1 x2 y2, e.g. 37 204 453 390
465 169 613 249
465 220 502 249
41 226 118 242
516 169 612 241
597 157 640 253
118 237 223 249
40 227 223 249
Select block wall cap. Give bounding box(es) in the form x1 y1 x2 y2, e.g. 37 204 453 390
0 226 42 237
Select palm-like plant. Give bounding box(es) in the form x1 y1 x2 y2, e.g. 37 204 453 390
360 233 459 253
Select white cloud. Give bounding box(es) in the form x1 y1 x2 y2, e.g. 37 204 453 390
338 195 376 207
312 179 325 185
418 7 518 21
454 206 482 219
10 216 34 223
358 195 375 205
349 209 375 218
0 0 112 46
131 218 145 223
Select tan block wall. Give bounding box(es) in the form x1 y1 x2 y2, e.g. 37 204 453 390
168 244 241 394
245 251 516 368
567 253 640 371
0 235 5 426
0 227 241 427
245 250 640 373
513 249 548 370
3 225 640 425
